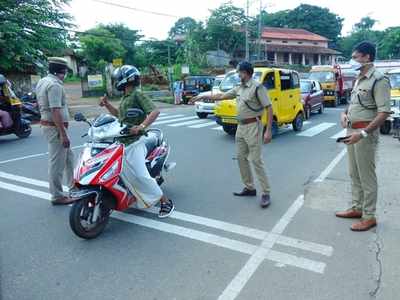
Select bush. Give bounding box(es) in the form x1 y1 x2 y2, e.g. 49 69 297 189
142 84 161 91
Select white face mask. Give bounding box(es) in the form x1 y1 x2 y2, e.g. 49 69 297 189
349 59 363 71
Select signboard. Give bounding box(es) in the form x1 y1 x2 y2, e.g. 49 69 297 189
181 65 190 75
113 58 123 67
87 74 103 89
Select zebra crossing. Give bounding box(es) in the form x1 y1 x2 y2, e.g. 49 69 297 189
154 113 348 139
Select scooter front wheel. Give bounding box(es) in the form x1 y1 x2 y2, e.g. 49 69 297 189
69 196 111 239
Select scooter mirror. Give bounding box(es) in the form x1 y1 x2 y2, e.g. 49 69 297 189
126 108 145 118
74 112 86 122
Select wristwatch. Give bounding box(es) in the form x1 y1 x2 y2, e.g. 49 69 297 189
360 130 369 138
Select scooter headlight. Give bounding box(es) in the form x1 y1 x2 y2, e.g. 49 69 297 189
101 160 119 182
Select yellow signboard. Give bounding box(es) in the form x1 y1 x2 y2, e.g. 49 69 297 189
113 58 123 67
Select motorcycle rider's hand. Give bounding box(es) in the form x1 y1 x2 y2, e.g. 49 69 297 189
340 113 349 129
130 126 142 136
61 133 71 148
189 95 202 105
99 95 109 107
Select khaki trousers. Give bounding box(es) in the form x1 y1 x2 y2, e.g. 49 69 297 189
42 126 74 200
236 121 270 194
347 128 379 219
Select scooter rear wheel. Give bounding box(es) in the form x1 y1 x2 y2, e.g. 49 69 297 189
69 196 111 239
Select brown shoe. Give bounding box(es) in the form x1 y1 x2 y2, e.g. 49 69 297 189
335 209 362 219
351 218 377 231
51 196 74 206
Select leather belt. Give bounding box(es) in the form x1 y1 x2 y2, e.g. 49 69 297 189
350 121 371 129
239 117 259 125
40 120 69 128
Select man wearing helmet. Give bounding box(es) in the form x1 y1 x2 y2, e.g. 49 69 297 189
99 65 174 218
191 61 273 208
36 57 75 205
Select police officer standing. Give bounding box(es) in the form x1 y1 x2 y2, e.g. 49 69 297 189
36 57 74 205
336 41 391 231
191 61 273 208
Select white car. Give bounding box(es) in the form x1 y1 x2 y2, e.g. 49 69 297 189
195 75 225 119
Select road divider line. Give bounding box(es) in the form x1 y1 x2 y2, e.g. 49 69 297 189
189 121 217 128
0 145 84 165
156 114 184 120
0 180 326 275
153 116 197 126
297 122 337 137
212 127 223 131
330 129 347 139
314 148 347 182
0 170 333 257
168 119 207 127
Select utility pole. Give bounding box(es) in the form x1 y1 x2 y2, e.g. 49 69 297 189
245 0 249 61
257 0 262 60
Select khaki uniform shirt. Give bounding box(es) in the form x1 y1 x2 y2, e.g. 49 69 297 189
223 79 271 120
118 90 156 145
348 66 391 123
36 74 70 122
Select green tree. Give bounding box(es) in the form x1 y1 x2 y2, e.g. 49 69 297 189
205 3 247 54
379 27 400 59
79 27 126 72
103 23 143 66
168 17 198 38
0 0 73 72
260 4 343 44
136 40 178 67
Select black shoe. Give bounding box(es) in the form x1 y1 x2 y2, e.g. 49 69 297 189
233 188 257 197
260 194 271 208
158 199 175 218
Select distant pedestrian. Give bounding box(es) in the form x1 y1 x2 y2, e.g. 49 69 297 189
174 80 183 105
336 41 391 231
36 57 74 205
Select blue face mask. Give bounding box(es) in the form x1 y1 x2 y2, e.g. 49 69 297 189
349 59 363 71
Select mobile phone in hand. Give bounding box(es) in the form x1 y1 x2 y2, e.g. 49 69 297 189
336 136 351 143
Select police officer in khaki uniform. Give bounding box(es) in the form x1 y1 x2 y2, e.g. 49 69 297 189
336 41 391 231
36 57 74 205
191 61 273 208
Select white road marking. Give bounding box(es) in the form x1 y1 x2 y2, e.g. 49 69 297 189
314 148 347 183
168 119 207 127
0 145 84 165
219 143 347 300
218 195 309 300
0 168 333 257
212 127 223 131
156 114 184 121
189 121 217 128
0 180 327 274
142 206 333 256
152 116 197 125
296 122 336 137
330 129 347 139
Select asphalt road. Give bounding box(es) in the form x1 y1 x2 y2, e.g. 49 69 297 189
0 106 379 300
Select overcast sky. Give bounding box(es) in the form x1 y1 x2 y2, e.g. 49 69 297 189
66 0 398 39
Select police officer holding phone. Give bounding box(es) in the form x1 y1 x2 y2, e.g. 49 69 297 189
336 41 391 231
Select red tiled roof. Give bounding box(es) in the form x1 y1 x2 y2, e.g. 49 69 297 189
262 27 329 42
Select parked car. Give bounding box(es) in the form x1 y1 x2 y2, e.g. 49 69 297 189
181 75 215 104
214 68 304 136
195 75 225 119
380 68 400 134
300 79 324 119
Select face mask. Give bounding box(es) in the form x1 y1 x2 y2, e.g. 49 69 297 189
349 59 363 71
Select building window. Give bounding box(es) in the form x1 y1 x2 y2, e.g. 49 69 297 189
298 41 303 44
267 51 275 62
282 40 288 44
313 42 319 45
266 40 272 43
283 53 289 63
